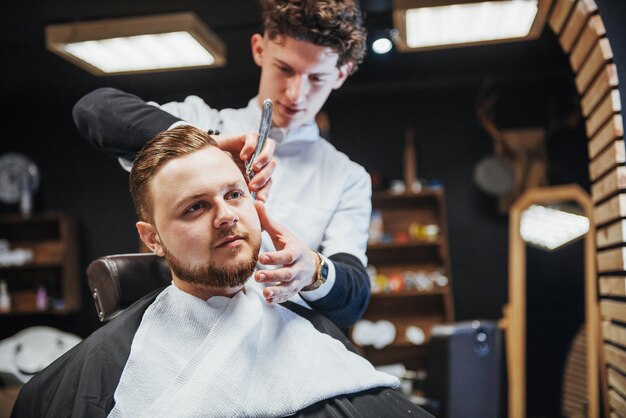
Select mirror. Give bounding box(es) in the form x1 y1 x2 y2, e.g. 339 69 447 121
503 184 601 418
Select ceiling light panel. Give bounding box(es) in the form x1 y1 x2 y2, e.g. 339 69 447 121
46 12 226 76
393 0 552 52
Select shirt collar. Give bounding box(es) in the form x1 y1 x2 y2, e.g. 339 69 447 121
246 97 320 145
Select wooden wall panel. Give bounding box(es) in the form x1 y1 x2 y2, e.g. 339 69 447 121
607 368 626 400
605 344 626 374
586 90 622 137
598 248 626 273
575 38 614 94
571 15 606 71
594 193 626 225
589 140 624 181
559 0 598 53
604 321 626 347
548 0 576 34
609 390 626 417
597 220 626 248
581 64 619 117
588 114 624 159
591 166 626 203
599 276 626 296
600 300 626 322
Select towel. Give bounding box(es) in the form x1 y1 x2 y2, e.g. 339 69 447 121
108 283 397 417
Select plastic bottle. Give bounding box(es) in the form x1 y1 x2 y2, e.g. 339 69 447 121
36 285 48 311
0 280 11 313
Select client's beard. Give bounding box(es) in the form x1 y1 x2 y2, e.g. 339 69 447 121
161 229 260 288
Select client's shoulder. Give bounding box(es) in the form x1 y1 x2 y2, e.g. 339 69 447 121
281 301 355 353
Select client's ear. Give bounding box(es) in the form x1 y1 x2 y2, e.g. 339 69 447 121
136 221 164 256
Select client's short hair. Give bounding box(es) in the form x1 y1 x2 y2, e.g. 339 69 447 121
129 125 219 222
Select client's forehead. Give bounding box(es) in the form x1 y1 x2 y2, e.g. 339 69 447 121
151 147 246 207
161 146 238 178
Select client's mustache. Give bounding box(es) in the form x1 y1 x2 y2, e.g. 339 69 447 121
213 225 248 245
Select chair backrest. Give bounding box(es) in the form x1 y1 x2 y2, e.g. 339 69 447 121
86 253 171 322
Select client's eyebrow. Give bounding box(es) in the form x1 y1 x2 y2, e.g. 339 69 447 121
172 193 207 212
224 180 246 190
173 180 248 210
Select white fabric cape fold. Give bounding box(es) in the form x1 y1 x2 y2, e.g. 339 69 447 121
108 284 398 418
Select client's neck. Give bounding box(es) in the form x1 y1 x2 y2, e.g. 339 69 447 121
173 277 244 301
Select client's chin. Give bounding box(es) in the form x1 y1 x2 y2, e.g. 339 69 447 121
164 248 258 289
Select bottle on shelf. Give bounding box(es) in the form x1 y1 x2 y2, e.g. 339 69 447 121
0 279 11 313
36 285 48 311
0 213 80 315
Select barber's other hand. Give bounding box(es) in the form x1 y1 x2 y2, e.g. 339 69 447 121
211 131 276 202
254 201 319 304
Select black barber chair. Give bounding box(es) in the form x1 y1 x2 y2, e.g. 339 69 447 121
87 253 171 322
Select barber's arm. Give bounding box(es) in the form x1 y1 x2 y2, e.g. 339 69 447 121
303 253 370 329
72 87 275 200
73 87 179 160
254 166 372 328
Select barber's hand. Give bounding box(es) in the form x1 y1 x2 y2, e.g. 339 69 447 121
254 201 319 304
211 131 277 202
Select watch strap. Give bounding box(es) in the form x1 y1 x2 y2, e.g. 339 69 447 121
301 252 328 292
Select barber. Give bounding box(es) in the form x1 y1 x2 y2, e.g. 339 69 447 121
73 0 371 328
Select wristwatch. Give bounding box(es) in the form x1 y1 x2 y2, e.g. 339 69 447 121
301 252 329 292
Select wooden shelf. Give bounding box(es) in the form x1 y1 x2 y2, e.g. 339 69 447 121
354 187 454 372
0 308 75 317
0 213 80 315
0 262 65 271
371 287 449 298
372 189 443 202
367 239 441 250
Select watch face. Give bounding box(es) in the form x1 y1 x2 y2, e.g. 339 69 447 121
0 153 40 204
320 259 329 280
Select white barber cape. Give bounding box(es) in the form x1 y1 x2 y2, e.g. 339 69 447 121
108 283 398 418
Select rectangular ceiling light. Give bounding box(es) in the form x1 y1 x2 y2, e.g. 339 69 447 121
520 204 590 251
45 12 227 76
392 0 552 52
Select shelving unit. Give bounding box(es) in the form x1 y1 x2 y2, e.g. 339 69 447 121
352 189 454 374
0 213 79 315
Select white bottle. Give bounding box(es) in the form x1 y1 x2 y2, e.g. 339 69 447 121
0 280 11 313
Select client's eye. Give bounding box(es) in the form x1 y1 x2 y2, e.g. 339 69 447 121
226 190 244 200
187 202 206 213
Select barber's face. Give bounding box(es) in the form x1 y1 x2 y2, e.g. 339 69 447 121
251 34 352 130
141 147 261 287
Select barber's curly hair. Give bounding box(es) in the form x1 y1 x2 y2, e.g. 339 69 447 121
259 0 367 73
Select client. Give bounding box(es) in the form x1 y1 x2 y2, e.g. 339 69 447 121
11 125 431 417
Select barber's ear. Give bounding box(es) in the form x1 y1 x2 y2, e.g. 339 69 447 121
250 34 265 67
332 62 353 90
136 221 164 256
